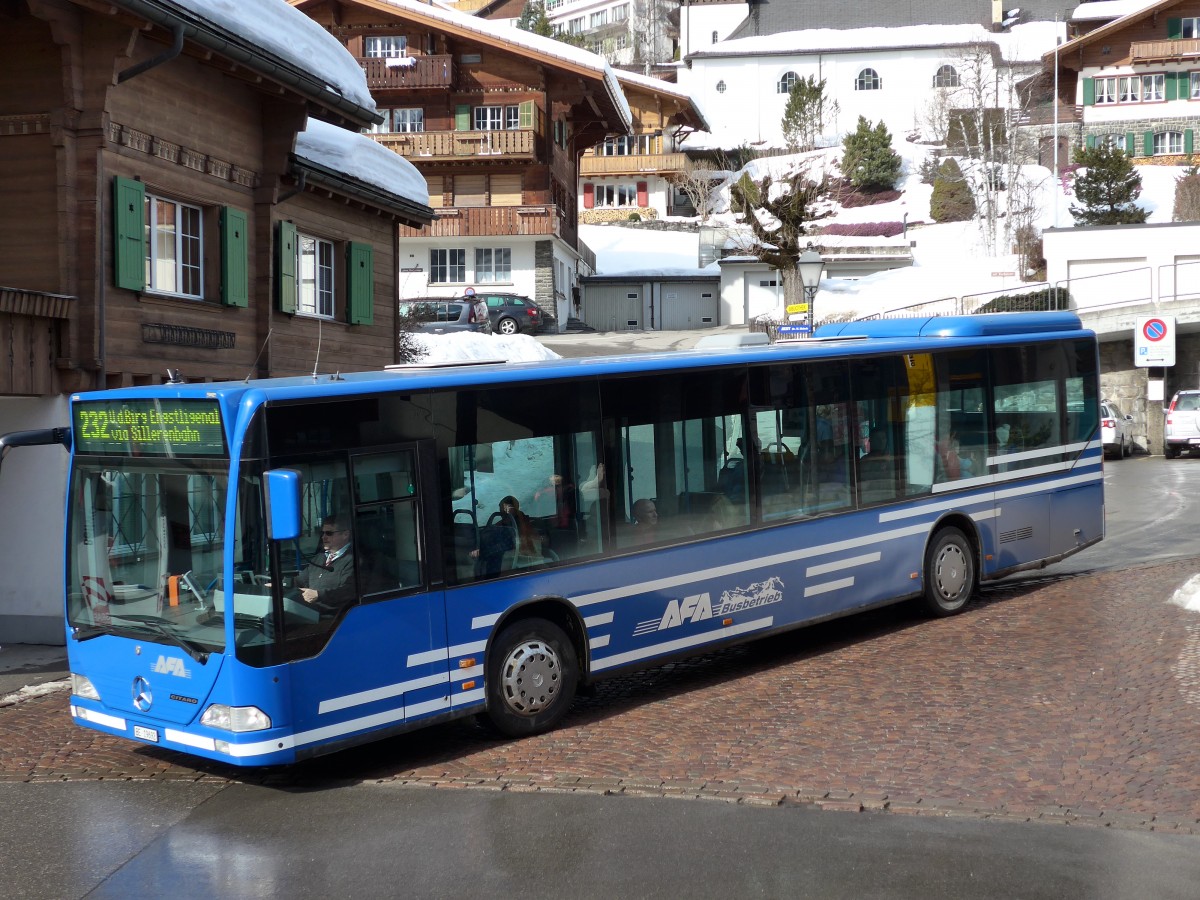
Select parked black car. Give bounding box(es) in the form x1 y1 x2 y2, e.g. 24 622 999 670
479 292 556 335
399 297 491 335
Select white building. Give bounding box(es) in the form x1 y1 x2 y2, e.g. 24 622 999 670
677 22 1062 149
548 0 676 69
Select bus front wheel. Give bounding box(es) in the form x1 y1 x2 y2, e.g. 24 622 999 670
485 617 578 737
922 526 976 617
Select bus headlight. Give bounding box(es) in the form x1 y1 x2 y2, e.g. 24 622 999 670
71 674 100 701
200 704 272 733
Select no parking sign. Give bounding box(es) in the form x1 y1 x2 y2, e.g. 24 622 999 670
1134 315 1175 367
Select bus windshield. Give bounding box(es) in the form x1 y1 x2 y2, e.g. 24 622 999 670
67 458 239 656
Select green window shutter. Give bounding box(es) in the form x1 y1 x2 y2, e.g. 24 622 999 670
1086 134 1096 150
277 220 297 314
1082 77 1095 106
1168 17 1183 40
1144 130 1155 156
346 241 373 325
455 104 471 131
112 176 145 291
1186 129 1195 155
219 207 249 307
1166 72 1179 101
1126 131 1136 155
518 100 534 129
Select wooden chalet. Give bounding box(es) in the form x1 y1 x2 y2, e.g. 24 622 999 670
1038 0 1200 163
0 0 433 400
291 0 633 319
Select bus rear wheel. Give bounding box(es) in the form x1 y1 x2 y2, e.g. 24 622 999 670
922 526 976 617
485 617 578 737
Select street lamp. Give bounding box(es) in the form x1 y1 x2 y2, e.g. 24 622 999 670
796 242 825 336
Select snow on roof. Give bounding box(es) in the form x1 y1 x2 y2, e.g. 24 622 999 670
295 119 429 207
1071 0 1162 22
614 69 711 132
691 21 1063 62
371 0 632 130
167 0 375 112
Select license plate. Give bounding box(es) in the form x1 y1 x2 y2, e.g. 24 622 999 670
133 725 159 743
1189 439 1200 445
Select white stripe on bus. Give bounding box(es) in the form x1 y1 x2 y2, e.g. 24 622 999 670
319 671 448 714
804 576 855 597
591 616 774 672
806 552 880 577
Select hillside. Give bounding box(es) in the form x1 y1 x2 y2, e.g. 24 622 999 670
581 140 1190 323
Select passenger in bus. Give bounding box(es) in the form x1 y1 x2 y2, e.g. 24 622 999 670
533 473 578 529
630 498 659 543
294 514 355 608
472 495 545 573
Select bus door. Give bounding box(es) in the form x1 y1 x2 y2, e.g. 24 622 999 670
281 445 449 746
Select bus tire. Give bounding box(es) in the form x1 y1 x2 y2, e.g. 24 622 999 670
922 526 975 617
485 617 578 737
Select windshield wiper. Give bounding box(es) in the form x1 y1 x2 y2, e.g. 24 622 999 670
113 614 211 664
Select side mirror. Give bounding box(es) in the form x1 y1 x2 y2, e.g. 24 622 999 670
264 468 302 541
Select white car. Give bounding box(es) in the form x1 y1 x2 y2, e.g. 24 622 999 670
1101 400 1133 459
1164 389 1200 459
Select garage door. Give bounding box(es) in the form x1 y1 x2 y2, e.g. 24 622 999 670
582 284 644 331
659 283 720 330
1066 258 1149 309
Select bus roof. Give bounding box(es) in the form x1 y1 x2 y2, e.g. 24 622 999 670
71 312 1090 407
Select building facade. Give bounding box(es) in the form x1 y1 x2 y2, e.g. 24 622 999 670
0 0 431 642
295 0 633 324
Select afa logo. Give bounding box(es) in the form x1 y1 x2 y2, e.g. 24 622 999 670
151 655 192 678
634 576 785 635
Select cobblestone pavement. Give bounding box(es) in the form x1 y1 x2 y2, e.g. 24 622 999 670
4 559 1200 834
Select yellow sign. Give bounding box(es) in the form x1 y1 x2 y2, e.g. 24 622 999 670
785 303 809 314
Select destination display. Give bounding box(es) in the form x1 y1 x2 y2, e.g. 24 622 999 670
74 399 226 456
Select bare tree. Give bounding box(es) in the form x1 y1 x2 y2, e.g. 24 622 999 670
727 162 833 317
675 160 722 222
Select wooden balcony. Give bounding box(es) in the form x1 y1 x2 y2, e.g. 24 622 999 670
1011 102 1081 127
1131 38 1200 61
372 129 538 162
580 152 692 177
399 205 566 239
357 55 455 91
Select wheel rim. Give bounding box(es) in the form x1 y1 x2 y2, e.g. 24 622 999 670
499 639 562 716
933 541 969 604
499 319 517 334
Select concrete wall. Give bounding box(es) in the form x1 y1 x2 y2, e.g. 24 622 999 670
0 395 68 644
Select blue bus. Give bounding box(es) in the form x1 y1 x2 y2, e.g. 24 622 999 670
1 312 1103 765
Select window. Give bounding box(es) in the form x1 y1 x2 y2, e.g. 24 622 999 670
712 30 719 44
569 17 584 34
1193 72 1200 99
1094 76 1117 104
594 184 638 207
590 11 607 28
1117 73 1164 103
1154 131 1184 155
856 68 881 91
933 65 959 88
297 233 334 318
613 4 628 21
615 34 628 51
364 36 407 58
475 248 512 283
145 194 203 298
1183 17 1200 39
1099 133 1125 149
369 108 424 134
430 248 466 284
777 71 798 94
716 80 727 93
474 105 520 131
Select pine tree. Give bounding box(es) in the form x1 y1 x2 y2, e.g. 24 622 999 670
780 76 826 152
840 117 901 193
929 158 976 223
1069 142 1147 226
516 0 554 37
1172 165 1200 222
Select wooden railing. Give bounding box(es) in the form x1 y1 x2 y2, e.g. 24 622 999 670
1131 38 1200 61
399 205 565 239
357 55 455 90
372 129 538 162
580 152 692 177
